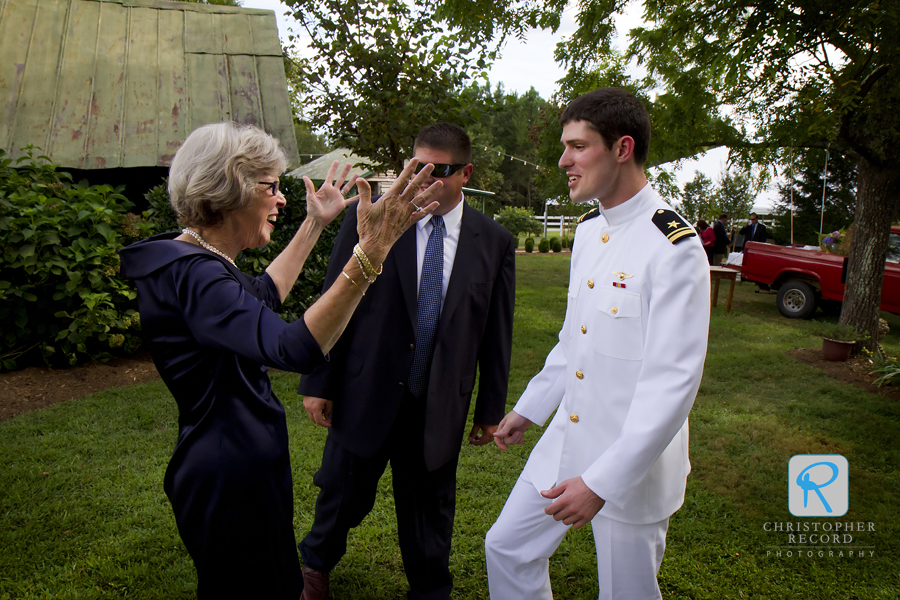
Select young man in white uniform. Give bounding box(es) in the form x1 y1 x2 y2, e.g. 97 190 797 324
485 88 711 599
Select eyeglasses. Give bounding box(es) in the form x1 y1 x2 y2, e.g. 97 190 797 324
414 163 467 178
257 180 279 196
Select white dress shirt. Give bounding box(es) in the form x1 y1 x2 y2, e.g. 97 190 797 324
415 194 464 306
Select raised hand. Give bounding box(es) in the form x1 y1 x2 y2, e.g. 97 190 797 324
355 159 443 264
302 160 359 229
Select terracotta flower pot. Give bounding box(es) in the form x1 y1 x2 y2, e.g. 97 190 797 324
822 337 855 362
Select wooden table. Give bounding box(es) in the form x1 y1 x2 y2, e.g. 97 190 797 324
710 266 738 313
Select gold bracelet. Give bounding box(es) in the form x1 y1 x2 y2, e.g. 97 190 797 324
341 270 365 296
353 251 376 283
353 243 382 282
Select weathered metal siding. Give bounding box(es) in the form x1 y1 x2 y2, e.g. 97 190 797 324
0 0 298 169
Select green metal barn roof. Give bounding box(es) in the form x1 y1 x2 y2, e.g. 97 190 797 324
0 0 298 169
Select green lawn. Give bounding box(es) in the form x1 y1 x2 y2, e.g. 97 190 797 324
1 255 898 598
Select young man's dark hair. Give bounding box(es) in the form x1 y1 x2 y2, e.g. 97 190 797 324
413 122 472 164
558 87 651 166
719 213 728 220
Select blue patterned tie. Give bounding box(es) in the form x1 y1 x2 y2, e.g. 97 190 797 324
409 215 444 398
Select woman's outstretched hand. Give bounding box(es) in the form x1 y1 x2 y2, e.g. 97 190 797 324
303 161 360 230
356 159 442 264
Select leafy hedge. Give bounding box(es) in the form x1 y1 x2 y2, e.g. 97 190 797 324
1 149 340 371
0 148 149 370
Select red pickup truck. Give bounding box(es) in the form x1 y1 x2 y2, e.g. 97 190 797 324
741 225 900 318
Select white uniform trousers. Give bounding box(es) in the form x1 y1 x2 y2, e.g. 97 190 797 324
485 471 668 600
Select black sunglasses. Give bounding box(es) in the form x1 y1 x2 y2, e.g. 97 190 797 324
257 180 279 196
414 163 467 178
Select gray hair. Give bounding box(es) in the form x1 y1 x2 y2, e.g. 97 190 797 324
168 122 288 228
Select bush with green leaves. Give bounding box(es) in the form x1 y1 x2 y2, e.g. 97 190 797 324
143 175 341 322
538 238 550 253
872 359 900 387
495 206 542 238
560 236 569 249
550 237 562 252
524 237 534 253
0 148 150 370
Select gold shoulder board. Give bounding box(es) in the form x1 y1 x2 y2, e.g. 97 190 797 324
651 209 696 245
577 208 600 223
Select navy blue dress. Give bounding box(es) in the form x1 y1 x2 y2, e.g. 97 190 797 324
120 232 325 599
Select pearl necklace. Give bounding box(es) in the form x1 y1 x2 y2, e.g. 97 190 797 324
181 228 236 267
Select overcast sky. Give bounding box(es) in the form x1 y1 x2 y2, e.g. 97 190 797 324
241 0 775 210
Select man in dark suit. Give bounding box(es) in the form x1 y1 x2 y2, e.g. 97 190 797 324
739 212 767 250
712 212 731 265
297 123 516 600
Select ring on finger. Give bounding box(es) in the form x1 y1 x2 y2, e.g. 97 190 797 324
409 200 422 211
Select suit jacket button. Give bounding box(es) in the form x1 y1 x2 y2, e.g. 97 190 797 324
587 279 594 289
410 343 415 350
575 370 584 379
399 381 405 386
570 414 579 423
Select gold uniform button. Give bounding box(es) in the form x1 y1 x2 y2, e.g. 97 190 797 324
601 233 609 243
611 307 618 314
575 370 584 379
570 414 579 423
580 325 587 334
587 279 594 289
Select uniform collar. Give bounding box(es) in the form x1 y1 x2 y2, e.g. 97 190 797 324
598 182 656 227
416 192 464 234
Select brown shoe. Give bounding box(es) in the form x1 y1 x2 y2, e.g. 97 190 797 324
300 565 330 600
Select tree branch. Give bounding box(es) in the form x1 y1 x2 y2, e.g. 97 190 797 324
839 64 892 166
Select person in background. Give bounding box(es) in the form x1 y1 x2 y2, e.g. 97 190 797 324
120 122 442 599
712 213 731 265
739 212 767 250
297 123 516 600
697 219 716 265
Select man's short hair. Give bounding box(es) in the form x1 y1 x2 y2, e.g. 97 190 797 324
559 87 651 166
719 213 728 220
414 123 472 164
750 212 758 218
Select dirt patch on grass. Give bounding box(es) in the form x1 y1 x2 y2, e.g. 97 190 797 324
0 353 160 422
787 348 900 401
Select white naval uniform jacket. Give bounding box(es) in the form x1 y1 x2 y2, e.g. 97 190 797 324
514 184 711 525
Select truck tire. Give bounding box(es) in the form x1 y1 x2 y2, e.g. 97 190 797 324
777 280 817 318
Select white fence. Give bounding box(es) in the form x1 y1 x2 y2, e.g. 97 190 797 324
535 214 579 236
491 213 581 237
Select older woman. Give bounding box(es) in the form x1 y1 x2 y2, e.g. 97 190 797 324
119 123 441 599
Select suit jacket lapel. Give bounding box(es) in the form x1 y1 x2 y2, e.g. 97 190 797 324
437 204 478 335
394 226 418 328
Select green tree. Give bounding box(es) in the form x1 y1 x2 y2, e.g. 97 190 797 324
284 0 490 173
678 171 716 225
507 0 900 348
714 170 757 229
770 149 856 246
495 206 542 238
